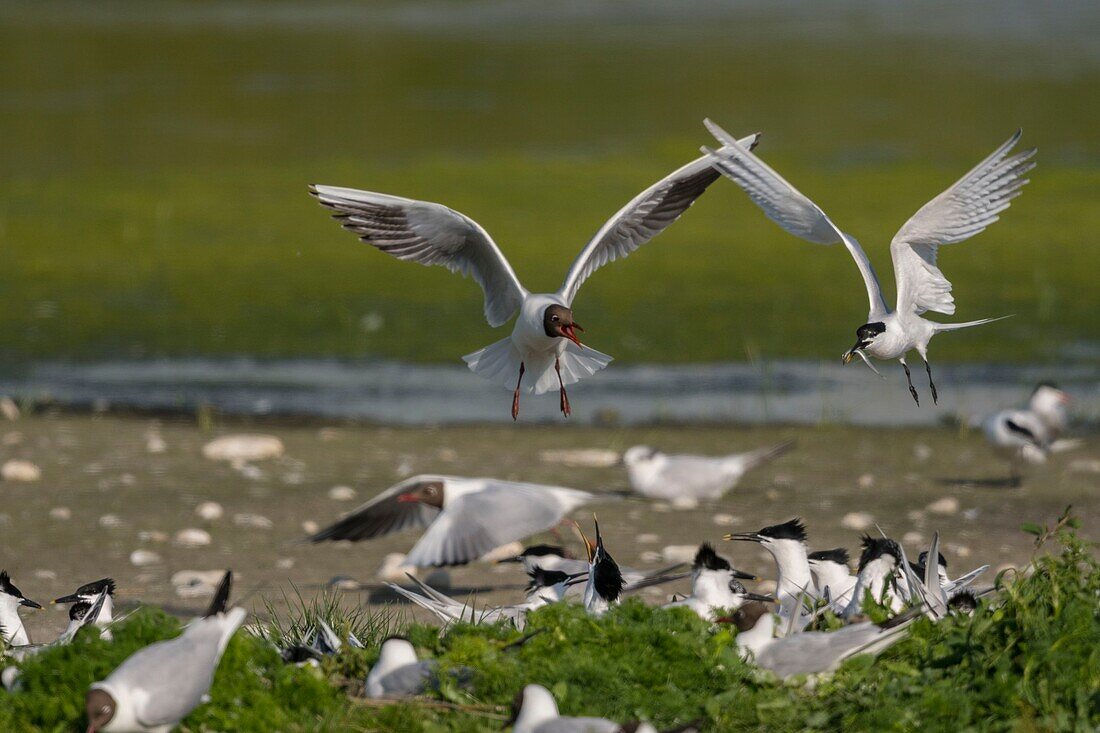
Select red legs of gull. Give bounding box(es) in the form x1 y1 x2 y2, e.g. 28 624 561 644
512 362 525 421
555 357 571 417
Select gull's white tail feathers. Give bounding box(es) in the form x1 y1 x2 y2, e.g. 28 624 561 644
464 338 611 395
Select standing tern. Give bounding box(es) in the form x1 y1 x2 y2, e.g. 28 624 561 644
54 577 116 641
85 571 244 733
663 543 766 621
0 571 42 647
843 536 904 618
365 637 471 699
982 383 1080 479
729 601 915 679
307 475 595 567
725 518 813 621
310 129 761 419
622 440 794 501
703 119 1034 405
575 516 624 616
807 548 857 614
499 544 678 594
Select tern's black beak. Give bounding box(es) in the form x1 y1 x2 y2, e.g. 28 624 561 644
20 598 42 609
724 532 763 544
744 592 776 603
496 556 522 565
53 593 82 605
732 568 760 581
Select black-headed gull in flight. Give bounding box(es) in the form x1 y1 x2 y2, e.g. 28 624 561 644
306 475 595 567
703 119 1034 405
310 127 760 419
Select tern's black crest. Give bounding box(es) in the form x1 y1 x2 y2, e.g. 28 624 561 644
203 570 233 617
757 518 807 543
948 591 978 614
856 321 887 341
74 578 116 597
917 551 948 570
858 536 902 572
0 571 24 599
526 567 570 591
693 543 732 572
520 545 567 559
593 552 624 603
808 548 850 566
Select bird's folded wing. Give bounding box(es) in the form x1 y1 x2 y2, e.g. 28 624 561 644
310 185 528 326
406 482 593 567
890 130 1035 316
702 119 889 319
306 477 441 542
556 130 760 305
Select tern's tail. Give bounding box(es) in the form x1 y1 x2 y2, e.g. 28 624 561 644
933 315 1013 333
728 438 796 473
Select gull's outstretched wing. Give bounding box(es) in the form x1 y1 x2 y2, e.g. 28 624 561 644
306 476 443 543
406 479 593 567
310 185 528 326
890 131 1035 317
556 130 761 305
702 119 889 320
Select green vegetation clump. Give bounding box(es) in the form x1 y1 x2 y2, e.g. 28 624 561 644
2 517 1096 731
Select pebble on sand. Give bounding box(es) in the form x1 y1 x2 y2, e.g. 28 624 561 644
637 533 660 544
145 433 167 454
130 549 162 566
233 513 273 530
857 474 875 489
172 569 229 598
175 527 212 547
33 569 57 581
538 448 620 468
926 497 960 516
195 501 225 521
670 497 699 510
661 545 697 564
275 557 294 570
327 486 357 501
202 434 284 463
0 397 20 421
639 551 662 564
49 507 72 521
2 459 41 482
712 514 739 527
301 520 320 535
138 530 169 543
98 514 123 529
913 443 933 462
841 511 875 531
902 531 925 545
377 553 417 582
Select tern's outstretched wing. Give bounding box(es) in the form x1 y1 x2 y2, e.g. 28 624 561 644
556 130 761 305
890 131 1034 317
310 185 528 326
306 476 443 543
702 119 889 320
406 480 593 567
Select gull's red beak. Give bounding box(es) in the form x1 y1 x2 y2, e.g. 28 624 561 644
561 323 584 349
396 493 418 503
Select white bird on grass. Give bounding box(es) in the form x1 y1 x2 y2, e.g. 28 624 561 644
703 119 1034 405
310 128 761 419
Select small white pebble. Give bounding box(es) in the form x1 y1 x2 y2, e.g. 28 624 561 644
841 511 874 531
49 507 71 521
639 551 662 564
327 486 357 501
436 448 458 462
33 569 56 581
765 489 781 501
119 473 136 486
145 434 167 454
670 497 699 510
395 459 414 477
637 533 660 544
195 501 224 521
130 549 162 566
301 520 319 535
962 508 980 521
233 513 273 530
857 473 875 489
0 398 20 421
661 545 697 564
202 434 284 462
948 543 972 558
98 514 123 529
175 528 212 547
926 497 960 516
138 530 169 543
275 557 295 570
2 460 41 482
235 464 264 481
712 513 738 526
913 444 933 462
902 531 925 545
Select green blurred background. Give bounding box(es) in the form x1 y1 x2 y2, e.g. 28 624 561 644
2 1 1097 367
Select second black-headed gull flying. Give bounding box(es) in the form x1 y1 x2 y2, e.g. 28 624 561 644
703 119 1034 405
310 127 760 419
306 475 595 567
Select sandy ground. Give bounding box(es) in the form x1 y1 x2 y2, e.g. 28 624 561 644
1 412 1096 641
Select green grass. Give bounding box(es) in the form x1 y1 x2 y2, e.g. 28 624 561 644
0 4 1097 365
2 513 1096 731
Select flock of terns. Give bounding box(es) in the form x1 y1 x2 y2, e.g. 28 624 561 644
0 120 1081 732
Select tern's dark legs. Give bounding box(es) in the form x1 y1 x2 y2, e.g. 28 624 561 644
555 357 571 417
901 359 919 405
923 359 938 404
512 362 525 421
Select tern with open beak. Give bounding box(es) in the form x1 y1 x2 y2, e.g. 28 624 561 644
310 126 760 419
703 119 1033 405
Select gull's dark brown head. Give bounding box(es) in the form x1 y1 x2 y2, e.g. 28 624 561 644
543 304 583 347
85 688 116 732
395 480 445 509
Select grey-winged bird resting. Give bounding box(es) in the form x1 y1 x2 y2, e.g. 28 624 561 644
309 127 760 419
306 475 594 567
703 119 1034 406
622 440 794 501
